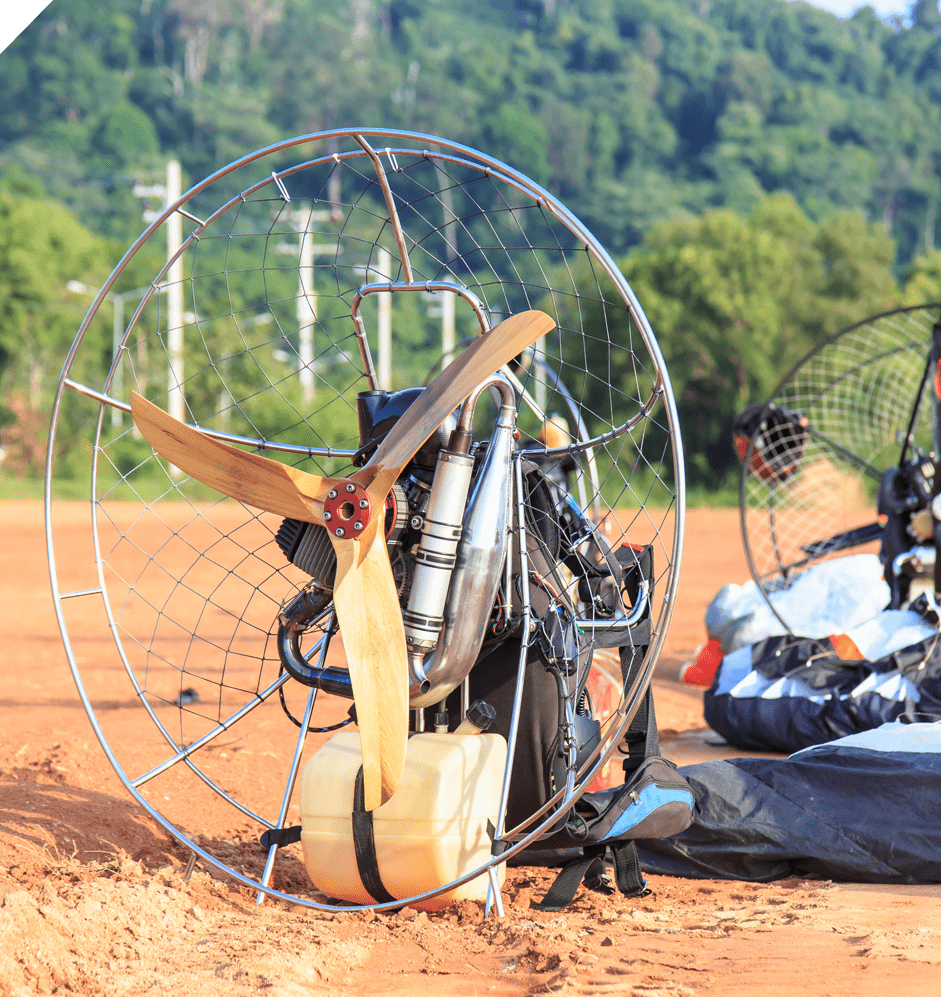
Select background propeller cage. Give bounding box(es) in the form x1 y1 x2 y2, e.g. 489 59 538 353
739 303 941 633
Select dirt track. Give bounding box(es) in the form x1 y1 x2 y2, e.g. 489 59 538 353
2 501 940 996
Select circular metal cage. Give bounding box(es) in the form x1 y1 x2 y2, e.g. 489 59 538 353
46 129 684 909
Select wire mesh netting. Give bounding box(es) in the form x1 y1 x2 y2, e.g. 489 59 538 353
741 304 941 611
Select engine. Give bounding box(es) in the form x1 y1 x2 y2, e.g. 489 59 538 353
275 387 459 686
275 374 539 709
274 479 412 596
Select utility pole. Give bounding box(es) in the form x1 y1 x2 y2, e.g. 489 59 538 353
277 204 332 408
436 163 457 368
425 289 455 370
375 247 391 391
441 291 455 367
68 282 161 430
535 336 547 416
166 160 184 425
133 160 184 425
298 210 316 407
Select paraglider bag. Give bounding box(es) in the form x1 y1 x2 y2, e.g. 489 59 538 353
564 755 696 844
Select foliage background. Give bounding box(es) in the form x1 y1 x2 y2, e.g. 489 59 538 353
5 0 941 494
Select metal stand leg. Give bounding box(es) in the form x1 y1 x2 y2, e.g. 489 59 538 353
255 625 334 904
255 684 318 904
485 865 505 918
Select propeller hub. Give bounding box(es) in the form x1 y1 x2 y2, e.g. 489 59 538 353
323 481 372 538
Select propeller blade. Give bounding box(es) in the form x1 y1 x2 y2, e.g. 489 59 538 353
131 391 404 808
329 519 408 810
361 309 555 498
130 392 334 524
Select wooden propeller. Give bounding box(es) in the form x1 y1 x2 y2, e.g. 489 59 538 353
131 309 555 809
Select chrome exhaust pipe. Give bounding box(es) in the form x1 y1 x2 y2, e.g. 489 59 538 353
408 376 517 709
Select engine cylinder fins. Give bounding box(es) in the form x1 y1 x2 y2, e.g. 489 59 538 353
276 518 337 587
274 482 409 589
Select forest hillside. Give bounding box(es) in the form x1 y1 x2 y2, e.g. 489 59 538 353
3 0 941 489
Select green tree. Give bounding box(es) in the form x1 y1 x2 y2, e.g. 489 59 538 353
912 1 941 32
485 104 551 189
0 186 107 466
91 100 161 168
902 247 941 302
0 0 141 147
578 195 900 486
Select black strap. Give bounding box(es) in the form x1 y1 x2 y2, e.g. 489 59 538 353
932 319 941 597
609 840 650 898
615 543 657 774
351 766 399 905
619 685 660 775
533 845 611 912
574 544 654 650
533 538 659 911
260 825 302 849
533 841 649 911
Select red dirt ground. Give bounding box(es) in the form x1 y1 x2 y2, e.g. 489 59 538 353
1 501 939 996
